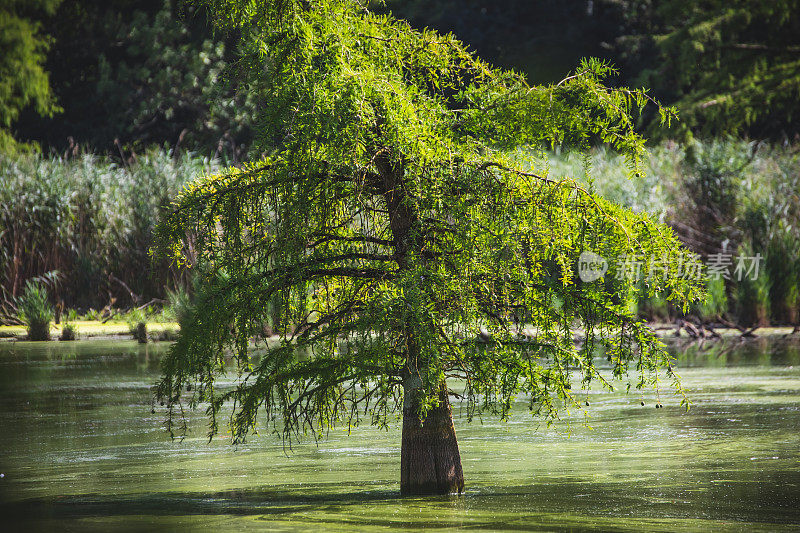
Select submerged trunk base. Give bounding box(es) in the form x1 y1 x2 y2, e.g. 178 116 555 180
400 383 464 495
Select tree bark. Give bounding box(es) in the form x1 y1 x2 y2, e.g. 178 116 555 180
373 148 464 495
400 379 464 495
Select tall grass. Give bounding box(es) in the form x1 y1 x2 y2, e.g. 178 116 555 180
544 139 800 326
3 141 797 328
0 149 220 316
545 145 673 217
17 280 54 340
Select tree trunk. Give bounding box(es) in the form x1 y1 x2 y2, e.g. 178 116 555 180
400 379 464 495
373 149 463 495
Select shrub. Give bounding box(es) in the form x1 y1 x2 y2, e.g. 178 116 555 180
59 308 78 341
125 308 148 343
696 277 728 322
766 237 800 325
17 280 53 341
164 285 193 331
133 323 148 343
732 244 771 327
59 324 77 341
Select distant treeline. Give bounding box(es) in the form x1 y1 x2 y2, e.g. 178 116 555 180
2 141 798 327
4 0 799 156
384 0 800 140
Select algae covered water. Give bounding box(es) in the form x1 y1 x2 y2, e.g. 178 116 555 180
0 338 798 531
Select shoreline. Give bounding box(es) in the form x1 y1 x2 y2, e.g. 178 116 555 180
1 321 797 343
0 320 179 342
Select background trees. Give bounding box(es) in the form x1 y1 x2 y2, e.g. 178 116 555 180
6 0 799 155
385 0 800 141
10 0 256 157
381 0 622 86
0 0 62 153
613 0 800 140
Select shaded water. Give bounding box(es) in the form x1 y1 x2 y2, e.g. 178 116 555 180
0 338 798 531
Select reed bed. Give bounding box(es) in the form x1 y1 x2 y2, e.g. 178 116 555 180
2 141 797 327
545 140 800 326
0 149 220 318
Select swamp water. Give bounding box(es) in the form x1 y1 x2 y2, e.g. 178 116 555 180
0 338 798 531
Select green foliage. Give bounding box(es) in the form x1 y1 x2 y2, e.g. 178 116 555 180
0 149 219 311
551 138 800 325
697 277 728 321
59 323 76 340
731 242 770 327
164 284 193 331
545 146 669 215
125 308 148 343
712 141 799 326
156 0 702 444
13 0 256 156
93 0 256 154
17 278 53 340
616 0 800 139
637 292 671 323
0 0 62 153
125 308 146 332
60 307 79 340
83 309 101 322
669 139 751 259
766 234 800 324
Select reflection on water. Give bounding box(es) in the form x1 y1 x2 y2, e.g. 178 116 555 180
0 337 799 531
668 336 800 367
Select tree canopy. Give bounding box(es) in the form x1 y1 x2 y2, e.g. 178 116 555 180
155 0 702 492
615 0 800 139
11 0 256 156
0 0 61 153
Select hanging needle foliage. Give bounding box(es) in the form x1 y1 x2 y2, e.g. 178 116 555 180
154 0 703 449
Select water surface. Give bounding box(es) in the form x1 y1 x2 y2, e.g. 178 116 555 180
1 338 798 531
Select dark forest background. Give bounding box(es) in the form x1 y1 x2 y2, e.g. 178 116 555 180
5 0 799 156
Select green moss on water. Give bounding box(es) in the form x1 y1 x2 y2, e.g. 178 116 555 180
1 340 799 531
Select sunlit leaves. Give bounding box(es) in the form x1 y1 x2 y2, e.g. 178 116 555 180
156 0 703 443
